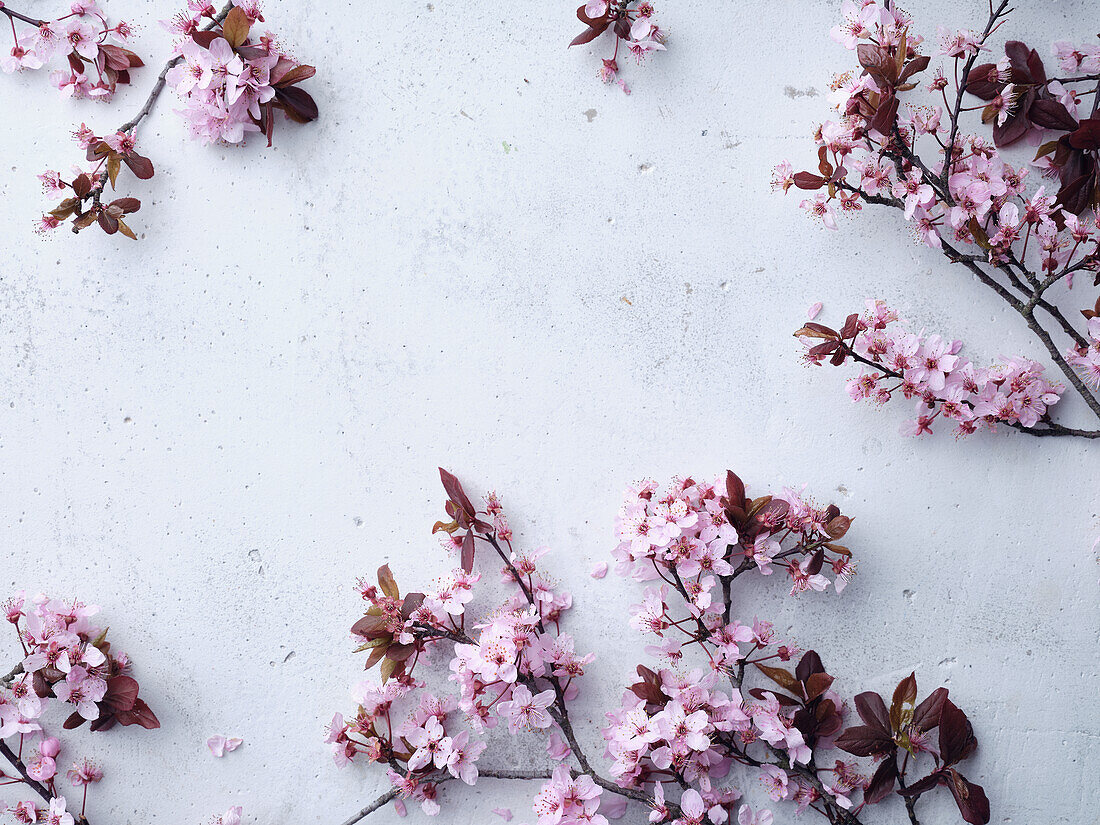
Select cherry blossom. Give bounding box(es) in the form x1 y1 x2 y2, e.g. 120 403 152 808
570 1 665 93
1 594 159 823
0 1 141 99
780 1 1100 440
798 300 1067 436
165 3 317 146
331 470 988 825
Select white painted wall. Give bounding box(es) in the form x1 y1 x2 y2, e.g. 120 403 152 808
0 1 1095 822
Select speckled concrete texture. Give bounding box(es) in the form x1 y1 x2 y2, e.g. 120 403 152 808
0 0 1097 822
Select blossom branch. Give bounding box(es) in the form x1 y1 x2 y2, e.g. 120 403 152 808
0 662 22 688
339 769 555 825
116 1 234 140
0 6 48 28
331 471 983 825
782 1 1100 439
37 1 317 239
0 739 89 825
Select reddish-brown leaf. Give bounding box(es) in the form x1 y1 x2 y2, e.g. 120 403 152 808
854 691 891 733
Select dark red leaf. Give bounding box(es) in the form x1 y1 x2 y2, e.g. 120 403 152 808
755 663 804 698
864 756 898 803
72 174 92 198
724 471 746 508
63 711 86 730
993 107 1032 147
805 672 834 701
835 724 894 757
793 172 826 190
854 691 891 733
1029 98 1078 131
869 93 900 135
271 63 316 88
460 531 475 573
965 63 1001 100
898 770 945 797
576 4 608 26
630 681 666 703
116 698 160 729
911 687 948 731
439 468 477 517
191 30 220 48
1004 41 1039 84
898 55 930 83
109 197 141 214
123 153 155 180
98 211 119 235
890 672 917 731
1068 118 1100 150
100 676 140 715
350 614 388 639
400 592 425 619
570 23 608 47
795 650 825 682
946 770 990 825
938 700 977 766
273 86 318 122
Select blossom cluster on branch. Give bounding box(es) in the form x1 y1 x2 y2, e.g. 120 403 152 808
777 0 1100 440
797 299 1065 437
570 1 665 94
0 1 141 98
33 0 317 240
329 469 989 825
1 593 158 825
164 2 317 145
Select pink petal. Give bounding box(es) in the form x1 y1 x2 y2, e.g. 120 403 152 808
590 562 608 579
492 809 513 821
225 737 244 752
207 735 227 757
807 301 823 320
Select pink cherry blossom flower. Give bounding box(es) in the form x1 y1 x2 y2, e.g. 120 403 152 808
800 193 837 230
27 753 58 782
67 758 104 786
63 19 99 60
496 685 555 734
53 666 107 720
674 789 705 825
2 42 44 72
44 798 74 825
445 730 486 785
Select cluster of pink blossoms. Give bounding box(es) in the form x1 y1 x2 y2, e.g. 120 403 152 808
328 472 604 820
1 1 141 99
799 301 1066 436
35 123 152 238
600 476 857 822
570 1 665 94
331 471 990 825
778 0 1100 440
165 1 317 145
1 593 157 824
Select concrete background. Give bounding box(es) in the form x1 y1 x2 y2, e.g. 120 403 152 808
0 0 1096 822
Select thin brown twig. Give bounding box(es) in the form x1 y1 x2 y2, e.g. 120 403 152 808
0 6 47 27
